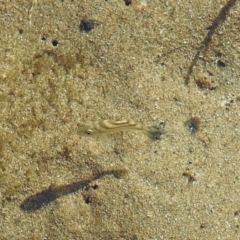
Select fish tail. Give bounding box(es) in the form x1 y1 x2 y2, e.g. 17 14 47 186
146 127 162 141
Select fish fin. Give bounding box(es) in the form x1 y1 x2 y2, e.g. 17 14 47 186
147 127 163 141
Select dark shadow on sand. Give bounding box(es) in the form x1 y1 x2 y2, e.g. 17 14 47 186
20 169 126 212
185 0 237 85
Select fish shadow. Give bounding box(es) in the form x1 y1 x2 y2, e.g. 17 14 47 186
20 169 126 212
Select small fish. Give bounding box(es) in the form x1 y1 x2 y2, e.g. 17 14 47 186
77 119 162 140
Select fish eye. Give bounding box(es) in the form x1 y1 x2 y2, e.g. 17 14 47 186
85 129 93 135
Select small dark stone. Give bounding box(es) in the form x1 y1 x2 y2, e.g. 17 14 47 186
185 117 200 133
200 223 206 229
84 195 91 204
217 59 226 68
79 19 95 32
234 210 240 216
52 39 58 46
124 0 132 6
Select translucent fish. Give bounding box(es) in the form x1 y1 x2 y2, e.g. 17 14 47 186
77 119 162 141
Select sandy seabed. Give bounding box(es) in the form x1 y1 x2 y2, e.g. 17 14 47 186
0 0 240 239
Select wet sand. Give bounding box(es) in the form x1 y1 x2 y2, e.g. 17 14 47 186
0 0 240 239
